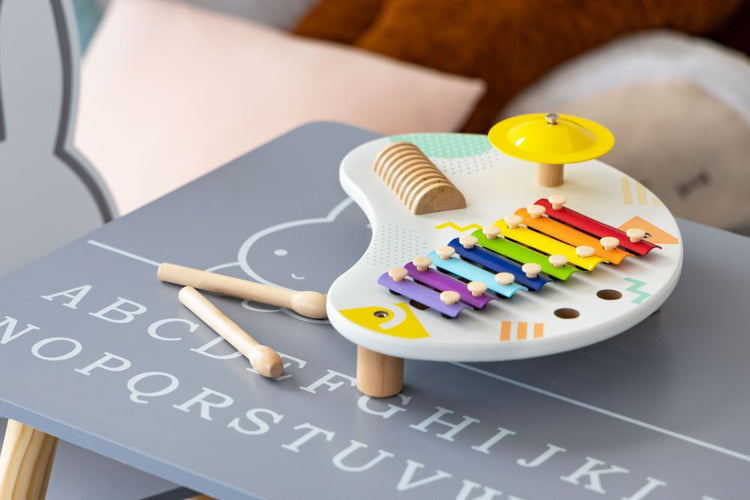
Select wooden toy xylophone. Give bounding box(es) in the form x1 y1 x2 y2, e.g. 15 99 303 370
377 195 661 320
327 132 682 398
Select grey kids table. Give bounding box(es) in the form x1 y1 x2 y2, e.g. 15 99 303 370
0 123 749 499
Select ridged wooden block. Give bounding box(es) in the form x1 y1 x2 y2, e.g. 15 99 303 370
373 142 466 215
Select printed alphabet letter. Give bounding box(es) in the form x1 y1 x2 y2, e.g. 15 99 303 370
148 318 199 342
75 352 131 376
332 440 394 472
228 408 284 436
41 284 92 309
517 444 567 468
89 297 147 324
127 372 180 404
622 477 667 500
410 407 480 441
396 460 452 492
0 316 39 345
560 457 629 494
358 393 411 419
173 387 234 421
456 480 503 500
31 337 82 361
281 423 335 453
299 370 355 394
471 427 517 454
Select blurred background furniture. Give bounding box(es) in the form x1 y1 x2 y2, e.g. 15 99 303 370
73 0 750 234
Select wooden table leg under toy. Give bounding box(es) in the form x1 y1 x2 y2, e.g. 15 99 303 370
327 128 681 399
0 421 57 500
356 347 404 398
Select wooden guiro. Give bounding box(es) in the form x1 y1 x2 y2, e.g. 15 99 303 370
158 263 327 319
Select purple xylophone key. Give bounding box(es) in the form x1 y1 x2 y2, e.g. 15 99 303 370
403 262 495 309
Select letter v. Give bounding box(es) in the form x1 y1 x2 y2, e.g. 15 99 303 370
397 460 452 492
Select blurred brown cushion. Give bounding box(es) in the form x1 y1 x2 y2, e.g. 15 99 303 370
293 0 383 44
354 0 742 132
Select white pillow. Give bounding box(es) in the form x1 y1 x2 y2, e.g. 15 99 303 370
501 31 750 234
75 0 484 214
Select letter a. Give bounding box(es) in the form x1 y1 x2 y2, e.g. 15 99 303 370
41 284 92 309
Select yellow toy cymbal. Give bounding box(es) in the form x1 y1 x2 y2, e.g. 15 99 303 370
488 113 614 165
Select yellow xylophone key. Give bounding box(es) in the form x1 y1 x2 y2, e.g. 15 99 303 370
494 219 607 271
514 208 633 265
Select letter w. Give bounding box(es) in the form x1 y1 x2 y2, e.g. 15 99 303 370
0 316 39 345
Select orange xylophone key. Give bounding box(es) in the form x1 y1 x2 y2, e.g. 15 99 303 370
514 208 633 264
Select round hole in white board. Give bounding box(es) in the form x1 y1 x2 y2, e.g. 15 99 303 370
597 289 622 300
554 308 580 319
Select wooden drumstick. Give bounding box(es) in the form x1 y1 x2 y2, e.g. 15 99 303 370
178 286 283 378
158 263 327 319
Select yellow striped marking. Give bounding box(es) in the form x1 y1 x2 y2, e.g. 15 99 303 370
622 177 660 206
636 182 648 205
621 177 633 205
434 222 483 232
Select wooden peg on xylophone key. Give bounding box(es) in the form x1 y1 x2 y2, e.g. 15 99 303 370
600 236 620 251
440 290 461 305
467 281 487 297
459 235 478 249
495 272 515 286
548 194 567 210
548 254 568 268
506 214 523 229
388 267 408 282
412 256 432 272
527 205 546 218
626 228 646 242
483 225 502 240
436 246 456 260
575 245 595 258
522 263 542 279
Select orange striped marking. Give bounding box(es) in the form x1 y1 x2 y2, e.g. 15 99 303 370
500 321 512 341
515 208 632 264
500 321 544 342
533 323 544 339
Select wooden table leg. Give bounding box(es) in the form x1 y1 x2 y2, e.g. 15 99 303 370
356 346 404 398
0 420 58 500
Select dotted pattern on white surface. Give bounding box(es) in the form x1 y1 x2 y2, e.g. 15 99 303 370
433 149 505 176
359 223 429 267
390 133 493 158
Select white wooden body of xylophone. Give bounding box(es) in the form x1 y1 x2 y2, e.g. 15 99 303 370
327 134 682 396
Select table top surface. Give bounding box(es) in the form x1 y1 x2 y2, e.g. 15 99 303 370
0 122 748 499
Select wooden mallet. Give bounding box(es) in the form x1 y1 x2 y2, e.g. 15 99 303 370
158 263 327 319
178 286 283 378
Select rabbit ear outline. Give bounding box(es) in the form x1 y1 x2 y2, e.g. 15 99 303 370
0 0 116 222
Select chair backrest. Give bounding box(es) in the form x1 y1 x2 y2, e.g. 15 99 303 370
0 0 116 276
